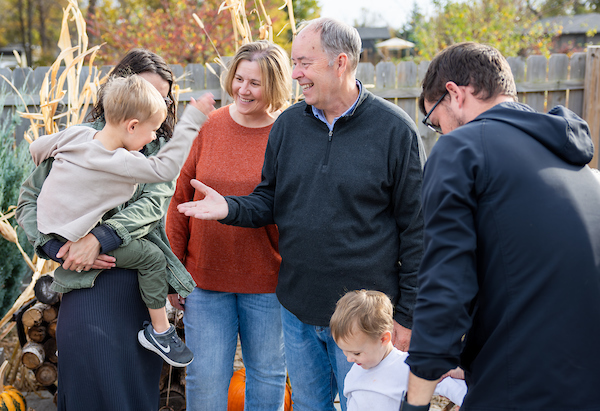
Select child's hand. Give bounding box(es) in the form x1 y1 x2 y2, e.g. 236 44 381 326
190 93 216 116
441 367 465 380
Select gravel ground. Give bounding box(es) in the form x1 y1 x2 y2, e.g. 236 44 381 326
24 392 456 411
11 332 461 411
24 390 56 411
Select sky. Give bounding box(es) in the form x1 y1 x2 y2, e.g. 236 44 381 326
318 0 435 30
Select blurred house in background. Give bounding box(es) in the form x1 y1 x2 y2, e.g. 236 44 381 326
356 27 390 64
375 37 415 61
0 45 25 69
539 13 600 52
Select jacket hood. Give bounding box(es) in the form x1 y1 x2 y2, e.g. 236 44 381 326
472 102 593 165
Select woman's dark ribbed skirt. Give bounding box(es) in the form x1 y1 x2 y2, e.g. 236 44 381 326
56 268 163 410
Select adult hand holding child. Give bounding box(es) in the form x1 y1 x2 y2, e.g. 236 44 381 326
16 48 196 410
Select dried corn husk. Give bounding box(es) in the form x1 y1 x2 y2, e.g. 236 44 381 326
0 211 35 273
20 0 103 141
0 0 98 342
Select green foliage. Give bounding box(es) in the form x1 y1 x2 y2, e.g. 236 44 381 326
413 0 558 59
537 0 593 16
397 2 425 46
291 0 320 23
279 0 320 45
0 92 34 317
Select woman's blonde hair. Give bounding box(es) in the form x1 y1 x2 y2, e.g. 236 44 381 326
223 40 292 112
102 75 167 125
330 290 394 342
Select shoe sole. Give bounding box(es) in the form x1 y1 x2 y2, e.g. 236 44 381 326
137 330 193 367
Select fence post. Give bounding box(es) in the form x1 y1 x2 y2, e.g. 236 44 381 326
584 45 600 168
525 55 547 112
356 62 375 87
547 54 568 108
568 53 586 117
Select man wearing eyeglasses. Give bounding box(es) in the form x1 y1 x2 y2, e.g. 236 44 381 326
401 42 600 411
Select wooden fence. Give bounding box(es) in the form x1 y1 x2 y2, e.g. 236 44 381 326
2 46 600 164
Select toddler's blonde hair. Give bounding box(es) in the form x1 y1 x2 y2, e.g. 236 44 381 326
102 75 167 125
330 290 394 343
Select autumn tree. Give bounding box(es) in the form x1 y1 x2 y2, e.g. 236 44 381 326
413 0 560 59
0 0 65 65
89 0 231 65
0 0 319 66
88 0 318 66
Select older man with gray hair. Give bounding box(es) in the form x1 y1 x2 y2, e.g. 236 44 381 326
178 18 426 411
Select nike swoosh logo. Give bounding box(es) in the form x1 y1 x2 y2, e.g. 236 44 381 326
150 332 171 353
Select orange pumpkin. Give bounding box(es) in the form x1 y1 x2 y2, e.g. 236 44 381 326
0 361 26 411
227 368 292 411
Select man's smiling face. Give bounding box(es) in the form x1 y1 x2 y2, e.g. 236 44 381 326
291 28 340 111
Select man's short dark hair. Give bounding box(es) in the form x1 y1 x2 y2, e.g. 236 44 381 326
419 42 517 115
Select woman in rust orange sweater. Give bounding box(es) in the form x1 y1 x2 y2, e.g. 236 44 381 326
166 41 291 411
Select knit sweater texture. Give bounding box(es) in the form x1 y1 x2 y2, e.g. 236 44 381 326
31 105 207 241
222 87 426 327
166 106 281 294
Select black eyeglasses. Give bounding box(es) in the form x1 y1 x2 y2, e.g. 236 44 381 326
422 91 448 134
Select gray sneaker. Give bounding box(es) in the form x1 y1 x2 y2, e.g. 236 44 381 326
138 323 194 367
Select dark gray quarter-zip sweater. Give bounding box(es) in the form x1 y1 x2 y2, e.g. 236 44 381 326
222 86 426 328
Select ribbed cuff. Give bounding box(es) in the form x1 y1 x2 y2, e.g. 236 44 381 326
399 393 430 411
41 239 65 263
90 224 122 253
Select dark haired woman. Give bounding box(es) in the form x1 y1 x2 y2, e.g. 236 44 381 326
17 48 184 410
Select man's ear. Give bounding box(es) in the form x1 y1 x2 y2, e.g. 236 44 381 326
446 81 466 109
126 119 139 133
335 53 349 77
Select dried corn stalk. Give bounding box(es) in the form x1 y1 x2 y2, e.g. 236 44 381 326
194 0 299 105
21 0 103 142
0 210 34 273
0 0 101 339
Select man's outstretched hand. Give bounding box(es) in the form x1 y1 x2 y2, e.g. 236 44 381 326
177 179 229 220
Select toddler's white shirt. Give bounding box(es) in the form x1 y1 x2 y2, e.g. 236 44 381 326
343 348 467 411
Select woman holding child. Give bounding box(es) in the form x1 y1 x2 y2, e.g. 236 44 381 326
16 49 188 410
166 40 291 410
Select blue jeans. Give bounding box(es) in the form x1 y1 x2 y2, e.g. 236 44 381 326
183 288 287 411
281 306 353 411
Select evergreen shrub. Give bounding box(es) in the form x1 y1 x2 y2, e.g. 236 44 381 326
0 92 34 317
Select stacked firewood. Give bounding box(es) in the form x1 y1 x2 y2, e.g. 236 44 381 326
18 275 60 390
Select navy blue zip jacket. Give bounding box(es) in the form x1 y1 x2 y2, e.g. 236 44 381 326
222 86 426 327
408 102 600 410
